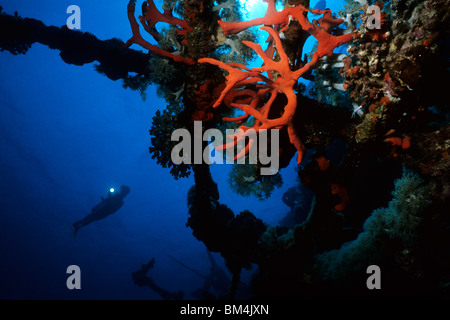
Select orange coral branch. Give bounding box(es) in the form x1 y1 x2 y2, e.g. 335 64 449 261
315 10 344 33
124 0 195 65
139 0 192 41
219 2 359 59
201 26 313 164
218 0 327 36
197 57 270 108
201 4 358 164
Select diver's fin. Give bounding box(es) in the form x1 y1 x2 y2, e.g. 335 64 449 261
73 224 81 239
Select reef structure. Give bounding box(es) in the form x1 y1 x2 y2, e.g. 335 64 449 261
1 0 449 299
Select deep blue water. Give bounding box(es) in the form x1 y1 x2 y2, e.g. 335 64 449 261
0 0 344 299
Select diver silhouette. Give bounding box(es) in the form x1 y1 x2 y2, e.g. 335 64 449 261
72 185 130 237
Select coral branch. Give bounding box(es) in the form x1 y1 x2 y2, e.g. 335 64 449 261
218 0 327 36
201 26 309 163
124 0 195 65
201 4 358 164
139 0 192 41
197 57 268 108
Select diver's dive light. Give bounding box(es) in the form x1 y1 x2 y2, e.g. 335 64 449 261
109 188 115 193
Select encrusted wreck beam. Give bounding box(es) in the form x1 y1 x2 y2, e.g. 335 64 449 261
0 10 152 81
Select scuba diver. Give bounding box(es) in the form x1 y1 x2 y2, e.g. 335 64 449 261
72 185 130 237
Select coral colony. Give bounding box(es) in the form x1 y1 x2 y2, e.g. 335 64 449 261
118 0 449 298
126 0 359 166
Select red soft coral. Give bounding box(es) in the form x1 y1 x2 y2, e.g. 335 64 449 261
201 26 317 164
124 0 195 65
200 5 358 164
